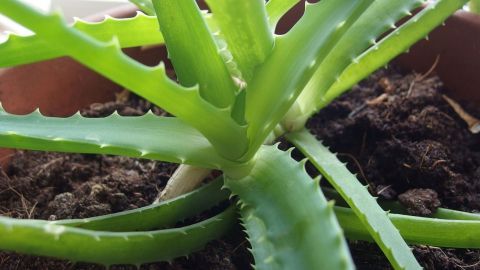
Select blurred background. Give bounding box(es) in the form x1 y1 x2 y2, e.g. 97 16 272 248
0 0 134 37
0 0 477 38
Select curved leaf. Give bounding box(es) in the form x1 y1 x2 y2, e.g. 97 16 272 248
153 0 238 109
287 129 421 270
318 0 468 110
0 207 236 266
0 107 237 169
335 206 480 249
0 12 162 67
0 0 247 160
226 145 354 270
244 0 374 160
322 187 480 221
206 0 274 82
295 0 425 122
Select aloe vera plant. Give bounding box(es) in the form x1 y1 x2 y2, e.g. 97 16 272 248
0 0 477 269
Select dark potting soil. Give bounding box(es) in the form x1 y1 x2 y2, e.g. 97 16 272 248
307 66 480 269
0 66 479 269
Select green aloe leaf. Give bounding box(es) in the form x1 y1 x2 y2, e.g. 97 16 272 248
153 0 237 109
335 206 480 249
226 145 354 270
317 0 468 111
206 0 274 82
287 129 421 270
0 106 237 169
0 0 247 160
293 0 425 124
0 13 162 67
244 0 374 160
0 207 236 266
322 187 480 222
57 177 230 231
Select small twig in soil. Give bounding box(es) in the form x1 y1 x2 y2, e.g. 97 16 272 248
35 157 64 176
378 77 396 94
349 76 395 118
429 246 480 269
348 103 367 118
430 159 447 170
442 95 480 134
403 163 412 169
348 93 388 118
407 55 440 97
0 170 36 218
419 145 432 169
376 185 393 197
366 93 388 106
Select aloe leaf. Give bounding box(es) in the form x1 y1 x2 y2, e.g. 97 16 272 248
0 13 216 68
129 0 155 15
0 13 162 68
287 129 421 270
317 0 468 111
206 0 274 82
226 145 354 270
0 0 247 160
57 173 480 250
56 177 229 231
0 107 237 169
294 0 425 124
335 206 480 249
322 187 480 222
244 0 374 160
152 0 237 109
265 0 299 28
0 206 236 266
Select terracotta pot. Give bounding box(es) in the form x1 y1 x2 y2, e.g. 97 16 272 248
0 5 479 168
395 10 480 103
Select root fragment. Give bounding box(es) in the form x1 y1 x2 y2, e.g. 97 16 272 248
442 95 480 134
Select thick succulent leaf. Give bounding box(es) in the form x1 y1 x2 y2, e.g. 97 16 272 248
265 0 299 28
335 206 480 249
57 173 480 250
244 0 373 160
293 0 425 124
129 0 155 15
0 207 236 266
317 0 469 110
0 13 162 67
206 0 274 82
57 177 230 231
225 145 354 270
0 0 247 160
0 107 237 169
322 187 480 222
153 0 237 109
287 129 421 270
